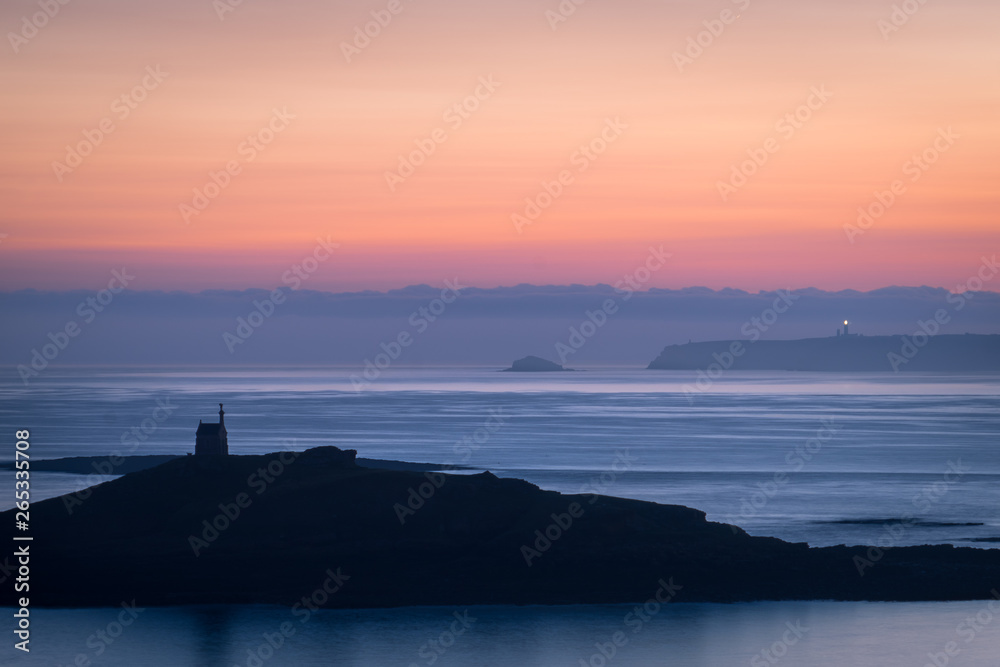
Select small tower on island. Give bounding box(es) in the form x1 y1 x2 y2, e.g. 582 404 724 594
195 403 229 456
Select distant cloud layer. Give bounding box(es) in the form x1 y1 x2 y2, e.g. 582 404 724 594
2 285 997 368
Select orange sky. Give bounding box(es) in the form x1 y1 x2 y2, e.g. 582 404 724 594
1 0 998 292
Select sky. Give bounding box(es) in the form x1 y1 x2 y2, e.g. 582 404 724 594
1 0 998 293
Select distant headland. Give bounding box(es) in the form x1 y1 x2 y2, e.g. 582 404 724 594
648 333 1000 372
4 445 998 608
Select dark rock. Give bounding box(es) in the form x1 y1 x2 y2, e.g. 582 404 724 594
4 446 998 608
503 356 572 372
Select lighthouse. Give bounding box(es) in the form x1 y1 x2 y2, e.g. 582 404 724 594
195 403 229 456
836 320 857 337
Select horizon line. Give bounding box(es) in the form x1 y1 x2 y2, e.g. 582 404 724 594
3 283 999 297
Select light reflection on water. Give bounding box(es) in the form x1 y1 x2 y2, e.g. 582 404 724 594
7 600 1000 667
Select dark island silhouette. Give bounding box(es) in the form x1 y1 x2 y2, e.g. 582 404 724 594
0 403 472 477
648 333 1000 372
0 453 467 475
5 445 998 609
503 355 573 372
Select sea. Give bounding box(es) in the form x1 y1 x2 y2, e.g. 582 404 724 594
1 367 998 666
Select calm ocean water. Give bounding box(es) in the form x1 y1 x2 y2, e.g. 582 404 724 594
1 367 998 666
2 367 998 547
7 601 1000 666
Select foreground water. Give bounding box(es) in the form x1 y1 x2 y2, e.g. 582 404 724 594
7 600 1000 666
